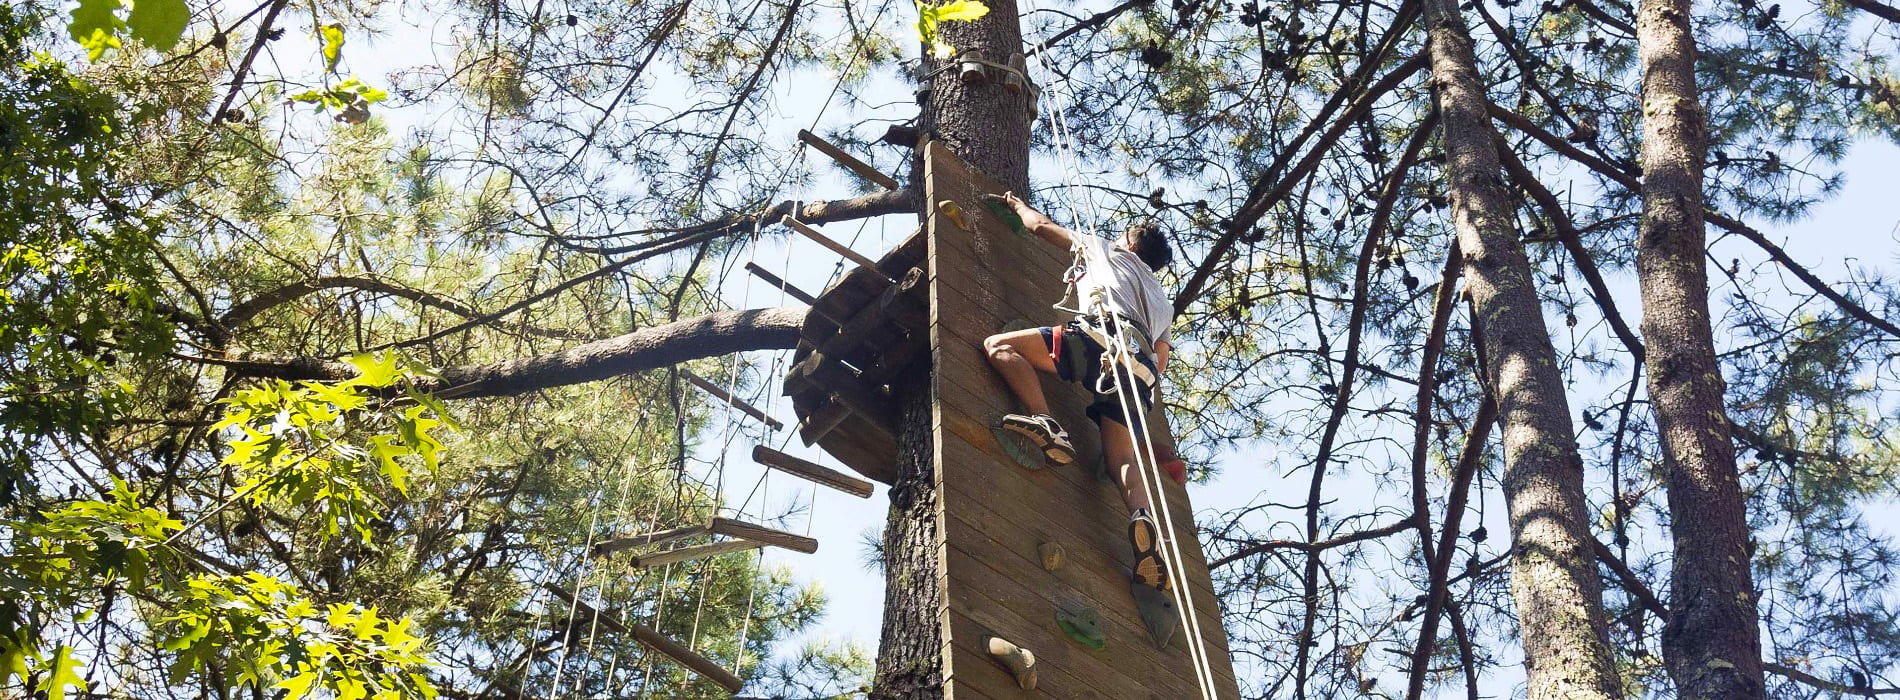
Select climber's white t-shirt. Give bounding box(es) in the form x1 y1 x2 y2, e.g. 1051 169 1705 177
1073 233 1174 347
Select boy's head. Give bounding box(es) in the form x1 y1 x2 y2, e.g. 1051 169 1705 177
1118 221 1173 271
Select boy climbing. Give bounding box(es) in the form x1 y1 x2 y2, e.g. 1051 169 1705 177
979 191 1184 594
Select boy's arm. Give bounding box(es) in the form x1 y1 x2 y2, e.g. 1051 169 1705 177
1152 339 1170 401
984 191 1076 250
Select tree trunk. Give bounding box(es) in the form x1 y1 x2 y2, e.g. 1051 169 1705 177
1419 1 1623 697
916 1 1030 194
872 5 1030 699
869 387 945 700
1634 0 1766 694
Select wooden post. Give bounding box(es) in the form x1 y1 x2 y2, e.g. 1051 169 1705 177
780 215 885 275
798 129 902 190
679 370 784 431
543 584 747 694
751 445 875 498
710 516 819 554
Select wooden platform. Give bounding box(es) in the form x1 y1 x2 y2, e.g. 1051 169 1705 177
781 223 929 485
782 143 1238 698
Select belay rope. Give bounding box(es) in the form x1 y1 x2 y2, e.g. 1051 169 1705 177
1056 243 1220 698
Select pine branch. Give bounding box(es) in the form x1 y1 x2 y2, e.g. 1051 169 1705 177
206 306 806 398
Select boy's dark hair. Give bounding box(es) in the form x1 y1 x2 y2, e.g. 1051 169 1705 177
1124 221 1172 271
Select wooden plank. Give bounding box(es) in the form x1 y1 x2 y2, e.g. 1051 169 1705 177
782 215 885 275
680 370 783 431
629 540 763 568
710 516 820 554
543 584 746 694
591 523 709 557
752 445 875 498
924 141 1241 700
798 128 902 190
745 261 822 306
937 431 1225 629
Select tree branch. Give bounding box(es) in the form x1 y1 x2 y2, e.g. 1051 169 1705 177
1764 662 1900 696
1840 0 1900 24
211 306 805 398
1025 0 1153 56
1493 135 1645 361
576 188 915 255
1177 49 1428 313
1489 102 1900 341
1209 515 1418 569
221 275 587 339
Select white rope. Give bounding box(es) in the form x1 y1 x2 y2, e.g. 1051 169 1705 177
1018 8 1221 697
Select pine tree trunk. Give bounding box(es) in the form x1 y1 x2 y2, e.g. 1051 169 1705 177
869 388 945 700
1634 0 1766 694
871 5 1029 698
1419 1 1623 696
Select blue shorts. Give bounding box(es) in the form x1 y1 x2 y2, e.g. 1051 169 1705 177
1037 319 1157 438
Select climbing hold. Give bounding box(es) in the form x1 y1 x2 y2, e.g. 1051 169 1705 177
983 635 1038 690
1038 542 1065 571
937 199 974 233
1130 573 1178 650
979 194 1029 237
1055 605 1107 651
992 421 1046 471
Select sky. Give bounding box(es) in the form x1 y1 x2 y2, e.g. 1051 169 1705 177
318 2 1900 696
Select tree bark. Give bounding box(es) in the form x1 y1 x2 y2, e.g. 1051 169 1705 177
1419 0 1623 696
871 5 1030 698
917 0 1030 194
868 387 944 700
1634 0 1766 694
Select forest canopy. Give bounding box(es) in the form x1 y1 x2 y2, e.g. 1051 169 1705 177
1 0 1898 697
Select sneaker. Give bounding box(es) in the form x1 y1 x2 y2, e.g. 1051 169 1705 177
1128 510 1172 592
1000 413 1076 465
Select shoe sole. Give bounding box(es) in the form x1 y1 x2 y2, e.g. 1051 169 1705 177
1000 420 1076 465
1129 517 1171 592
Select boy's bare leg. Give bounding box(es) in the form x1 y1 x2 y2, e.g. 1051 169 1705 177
983 329 1056 416
1100 418 1152 513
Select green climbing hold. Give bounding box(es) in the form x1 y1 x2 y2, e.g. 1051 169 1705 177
1130 576 1178 650
981 196 1030 237
1056 605 1107 651
993 423 1045 471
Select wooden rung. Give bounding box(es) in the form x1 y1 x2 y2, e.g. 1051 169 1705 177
743 262 819 306
798 397 854 445
543 584 745 693
591 524 710 557
710 516 820 554
780 215 885 275
630 539 764 568
680 370 784 431
797 128 901 190
751 445 875 498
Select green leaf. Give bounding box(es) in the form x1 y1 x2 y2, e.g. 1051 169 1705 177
932 0 989 22
36 646 86 700
346 353 400 388
277 671 319 700
68 0 125 60
320 24 345 72
126 0 188 52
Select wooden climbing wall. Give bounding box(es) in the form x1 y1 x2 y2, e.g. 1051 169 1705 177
922 142 1241 699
